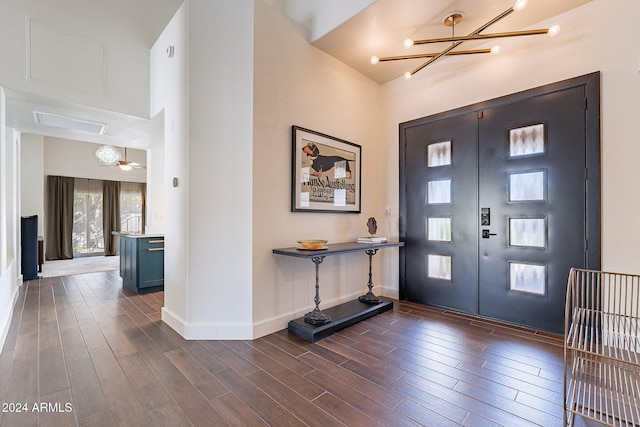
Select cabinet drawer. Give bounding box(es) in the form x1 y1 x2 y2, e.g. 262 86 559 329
139 237 164 251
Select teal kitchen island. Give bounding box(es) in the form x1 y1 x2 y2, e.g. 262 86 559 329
114 232 164 294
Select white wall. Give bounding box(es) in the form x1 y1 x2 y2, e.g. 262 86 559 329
0 90 6 273
157 0 386 340
0 0 176 118
185 0 254 338
283 0 376 42
152 2 189 336
380 0 640 278
20 134 45 233
41 137 146 183
5 129 19 271
145 114 165 234
252 0 386 336
156 1 256 340
0 89 20 354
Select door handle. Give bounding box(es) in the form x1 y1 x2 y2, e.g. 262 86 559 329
482 229 497 239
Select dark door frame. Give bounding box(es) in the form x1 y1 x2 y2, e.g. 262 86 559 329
399 72 601 302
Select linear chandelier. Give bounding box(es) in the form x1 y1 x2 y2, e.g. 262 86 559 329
370 0 560 79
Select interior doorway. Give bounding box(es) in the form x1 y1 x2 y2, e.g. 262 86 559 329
399 73 601 334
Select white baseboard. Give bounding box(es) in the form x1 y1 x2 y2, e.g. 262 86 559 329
380 285 399 300
161 306 253 340
252 289 371 339
161 289 381 340
0 279 20 354
161 307 187 336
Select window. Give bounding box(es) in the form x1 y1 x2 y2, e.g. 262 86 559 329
120 182 144 233
73 179 104 256
72 179 145 256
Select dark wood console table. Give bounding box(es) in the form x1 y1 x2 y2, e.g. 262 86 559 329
272 241 404 342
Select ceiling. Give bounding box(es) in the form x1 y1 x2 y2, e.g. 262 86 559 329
4 0 592 150
5 89 162 150
3 0 182 151
309 0 592 84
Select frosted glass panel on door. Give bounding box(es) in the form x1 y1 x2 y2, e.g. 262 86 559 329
427 217 452 242
509 262 546 295
427 141 452 167
509 218 546 248
427 254 452 281
509 171 545 201
427 179 452 204
509 124 545 157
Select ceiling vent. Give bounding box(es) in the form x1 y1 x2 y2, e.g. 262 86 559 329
33 111 107 134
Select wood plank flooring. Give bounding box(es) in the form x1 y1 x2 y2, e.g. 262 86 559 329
0 270 599 426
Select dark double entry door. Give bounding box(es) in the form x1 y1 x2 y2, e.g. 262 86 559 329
400 74 600 334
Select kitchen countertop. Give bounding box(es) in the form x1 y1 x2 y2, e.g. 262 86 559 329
111 232 164 238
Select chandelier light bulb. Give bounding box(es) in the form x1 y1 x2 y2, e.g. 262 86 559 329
513 0 528 11
370 56 379 65
403 38 414 49
403 71 412 80
548 25 561 37
491 45 501 55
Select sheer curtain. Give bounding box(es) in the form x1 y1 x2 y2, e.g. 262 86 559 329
103 181 121 256
45 175 74 260
73 179 104 256
120 182 145 233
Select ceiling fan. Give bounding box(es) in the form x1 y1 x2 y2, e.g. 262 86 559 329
117 147 145 171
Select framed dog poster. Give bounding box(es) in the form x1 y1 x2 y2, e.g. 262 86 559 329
291 126 361 213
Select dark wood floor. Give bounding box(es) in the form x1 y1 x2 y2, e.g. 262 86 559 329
0 270 599 426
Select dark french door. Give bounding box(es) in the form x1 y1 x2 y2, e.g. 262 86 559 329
400 73 600 333
403 112 479 314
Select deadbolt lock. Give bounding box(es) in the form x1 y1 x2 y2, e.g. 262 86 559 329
481 207 490 226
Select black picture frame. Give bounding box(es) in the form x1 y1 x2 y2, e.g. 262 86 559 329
291 126 361 213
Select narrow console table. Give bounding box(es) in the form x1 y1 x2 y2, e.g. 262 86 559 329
272 241 404 342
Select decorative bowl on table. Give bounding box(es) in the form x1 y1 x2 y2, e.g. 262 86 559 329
297 239 328 250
